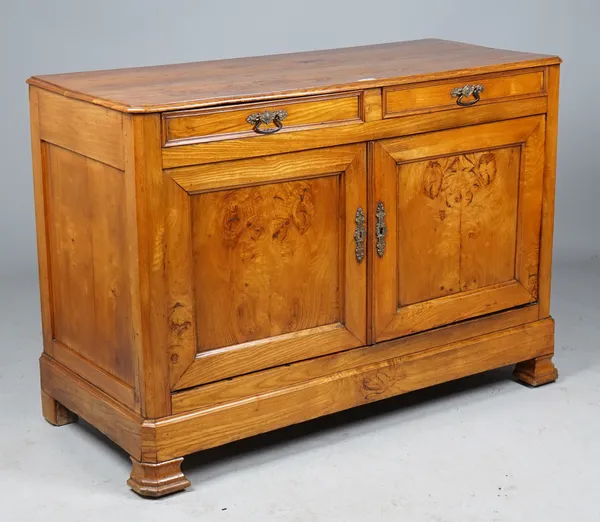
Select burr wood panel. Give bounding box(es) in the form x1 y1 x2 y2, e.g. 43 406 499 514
397 147 520 306
192 176 341 350
372 116 545 342
170 144 367 389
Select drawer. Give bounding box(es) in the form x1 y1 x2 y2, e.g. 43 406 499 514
162 92 364 147
383 69 545 117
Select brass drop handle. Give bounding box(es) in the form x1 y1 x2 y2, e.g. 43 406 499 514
246 109 288 134
451 84 484 107
375 202 387 258
354 207 366 263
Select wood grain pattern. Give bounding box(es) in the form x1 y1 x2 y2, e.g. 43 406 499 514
172 305 539 412
168 146 358 194
125 114 173 418
370 140 398 340
373 116 545 341
51 340 136 410
383 281 533 340
28 39 559 113
121 115 145 413
192 176 340 350
127 457 190 497
40 355 142 459
29 87 54 356
45 144 136 387
41 390 78 426
173 324 361 390
514 353 558 386
400 154 462 304
28 41 560 496
172 145 367 388
458 149 519 290
37 90 124 168
380 115 540 161
163 177 197 388
384 69 545 116
154 318 554 460
163 92 362 146
363 88 383 122
515 120 545 297
397 147 520 305
162 96 548 168
538 65 561 318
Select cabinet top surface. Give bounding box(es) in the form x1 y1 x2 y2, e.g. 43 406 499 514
27 39 560 113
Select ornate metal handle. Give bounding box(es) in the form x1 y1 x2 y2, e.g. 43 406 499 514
354 207 366 263
451 84 484 107
246 109 288 134
375 202 387 258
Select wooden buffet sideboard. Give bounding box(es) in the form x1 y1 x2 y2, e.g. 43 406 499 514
28 39 560 497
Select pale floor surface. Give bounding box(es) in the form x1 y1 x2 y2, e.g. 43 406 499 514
1 259 599 521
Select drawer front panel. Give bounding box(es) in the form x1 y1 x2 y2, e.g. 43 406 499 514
161 97 548 169
384 69 545 117
163 92 363 146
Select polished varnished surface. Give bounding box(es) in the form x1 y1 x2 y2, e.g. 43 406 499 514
29 40 560 497
45 144 135 387
383 68 545 116
169 144 368 387
163 92 362 146
27 39 560 112
192 177 340 350
397 146 520 305
371 116 545 342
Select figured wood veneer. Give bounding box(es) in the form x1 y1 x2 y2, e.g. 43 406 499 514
29 39 561 498
396 147 521 305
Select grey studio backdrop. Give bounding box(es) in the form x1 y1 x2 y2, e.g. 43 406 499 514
1 0 599 281
1 1 600 520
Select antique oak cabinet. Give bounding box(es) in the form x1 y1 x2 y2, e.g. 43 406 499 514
28 39 561 497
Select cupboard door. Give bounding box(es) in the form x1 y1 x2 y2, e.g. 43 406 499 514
372 116 545 342
168 144 367 389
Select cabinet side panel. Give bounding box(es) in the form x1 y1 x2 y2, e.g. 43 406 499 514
37 89 125 169
29 87 54 355
45 144 136 389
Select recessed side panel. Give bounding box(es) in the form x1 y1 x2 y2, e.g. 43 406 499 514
45 144 136 389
